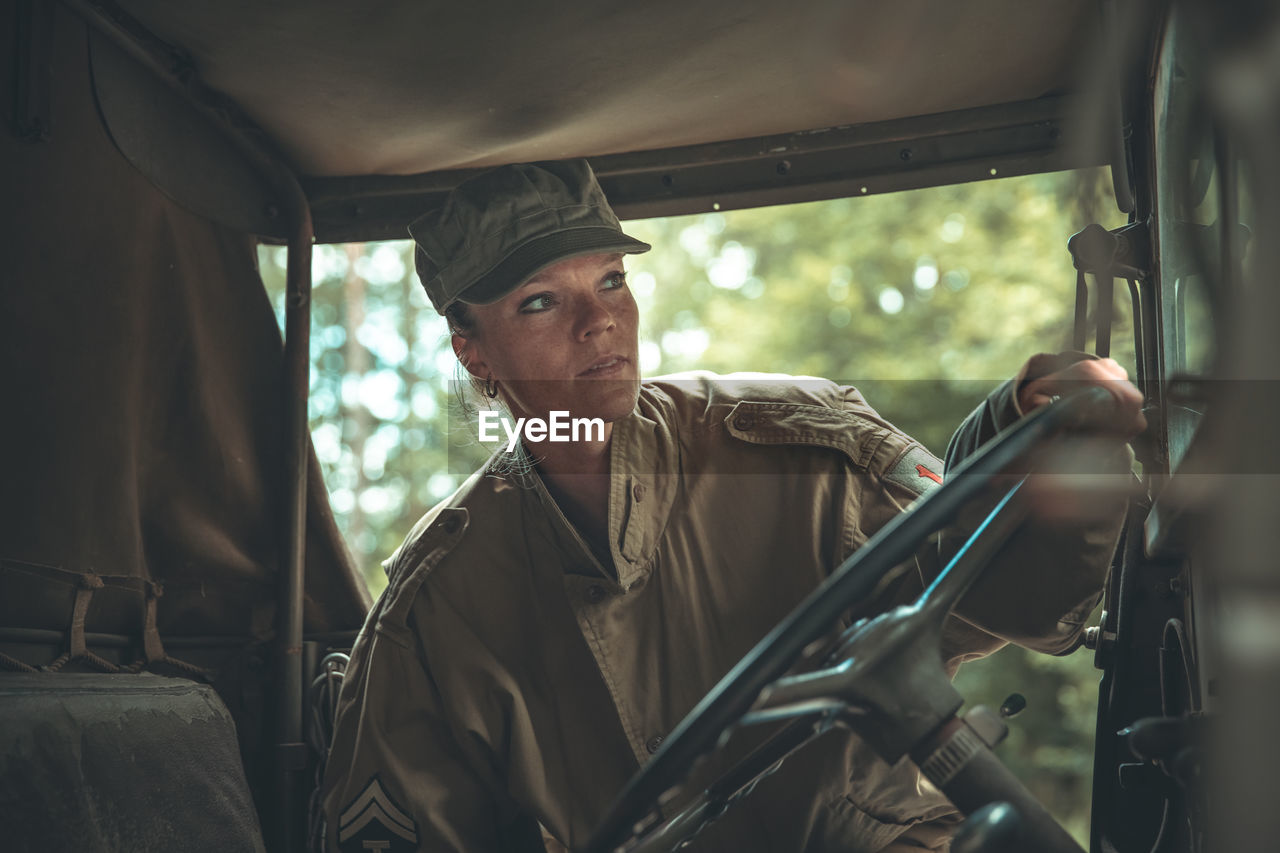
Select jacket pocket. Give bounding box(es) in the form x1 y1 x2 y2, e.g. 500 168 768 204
722 400 891 470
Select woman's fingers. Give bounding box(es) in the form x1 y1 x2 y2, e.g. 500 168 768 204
1018 358 1147 436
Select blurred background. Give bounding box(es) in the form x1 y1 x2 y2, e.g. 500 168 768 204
258 166 1130 842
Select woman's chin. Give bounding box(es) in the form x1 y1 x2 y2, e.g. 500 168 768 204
572 377 641 423
507 375 641 425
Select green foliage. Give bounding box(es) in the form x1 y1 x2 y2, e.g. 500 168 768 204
954 623 1104 845
258 167 1128 841
622 168 1132 454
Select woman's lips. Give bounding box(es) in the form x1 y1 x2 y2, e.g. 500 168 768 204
578 356 629 377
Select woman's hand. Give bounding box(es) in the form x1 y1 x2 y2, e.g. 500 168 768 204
1013 355 1146 521
1017 356 1147 437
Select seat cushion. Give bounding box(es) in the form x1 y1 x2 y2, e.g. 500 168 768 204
0 673 266 853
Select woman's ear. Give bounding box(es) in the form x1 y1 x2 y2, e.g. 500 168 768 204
452 333 488 380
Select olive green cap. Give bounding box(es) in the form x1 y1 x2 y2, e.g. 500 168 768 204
408 160 651 314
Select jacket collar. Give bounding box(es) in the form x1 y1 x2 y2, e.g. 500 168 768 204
523 389 680 590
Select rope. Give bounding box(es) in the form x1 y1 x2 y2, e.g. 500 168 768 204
1 563 211 677
155 654 211 677
120 654 210 678
43 649 121 673
0 652 39 673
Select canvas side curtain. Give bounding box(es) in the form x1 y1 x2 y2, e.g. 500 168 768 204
0 4 370 649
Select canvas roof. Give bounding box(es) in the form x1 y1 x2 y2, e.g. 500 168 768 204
117 0 1095 178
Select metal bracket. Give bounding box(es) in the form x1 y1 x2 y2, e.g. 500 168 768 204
1067 220 1152 357
1069 220 1152 280
305 95 1095 244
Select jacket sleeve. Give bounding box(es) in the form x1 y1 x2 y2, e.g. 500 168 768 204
934 352 1129 655
321 598 544 853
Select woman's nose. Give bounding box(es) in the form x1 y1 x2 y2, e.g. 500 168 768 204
575 293 615 340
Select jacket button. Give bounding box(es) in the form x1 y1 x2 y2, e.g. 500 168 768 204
646 734 664 754
585 584 607 604
732 412 755 430
632 483 646 502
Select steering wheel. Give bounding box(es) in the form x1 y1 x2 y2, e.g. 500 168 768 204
584 387 1121 853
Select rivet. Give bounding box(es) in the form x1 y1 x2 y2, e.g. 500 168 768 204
776 159 791 175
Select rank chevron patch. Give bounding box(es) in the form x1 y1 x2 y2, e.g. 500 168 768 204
338 774 419 853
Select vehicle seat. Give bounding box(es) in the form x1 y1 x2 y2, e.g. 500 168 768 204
0 673 266 853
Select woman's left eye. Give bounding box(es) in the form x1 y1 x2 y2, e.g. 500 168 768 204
604 272 628 289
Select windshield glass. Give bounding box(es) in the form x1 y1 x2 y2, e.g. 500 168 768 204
1154 10 1240 471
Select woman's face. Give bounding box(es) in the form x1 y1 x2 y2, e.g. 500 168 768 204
453 252 641 425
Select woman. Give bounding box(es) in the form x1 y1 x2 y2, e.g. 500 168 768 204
322 160 1143 852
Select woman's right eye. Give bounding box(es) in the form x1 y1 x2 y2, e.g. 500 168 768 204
519 293 555 313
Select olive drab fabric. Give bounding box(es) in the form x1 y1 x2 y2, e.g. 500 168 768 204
0 6 368 649
322 373 1126 852
1 674 267 853
408 160 651 313
104 3 1092 179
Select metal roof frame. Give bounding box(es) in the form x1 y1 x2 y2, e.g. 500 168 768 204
303 94 1097 243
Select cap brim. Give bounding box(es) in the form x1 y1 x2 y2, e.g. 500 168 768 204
456 226 652 306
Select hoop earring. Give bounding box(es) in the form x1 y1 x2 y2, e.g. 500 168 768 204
483 375 499 399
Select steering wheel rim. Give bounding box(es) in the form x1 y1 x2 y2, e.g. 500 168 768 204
584 387 1118 853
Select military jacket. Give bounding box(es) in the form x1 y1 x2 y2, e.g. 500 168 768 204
322 371 1122 852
